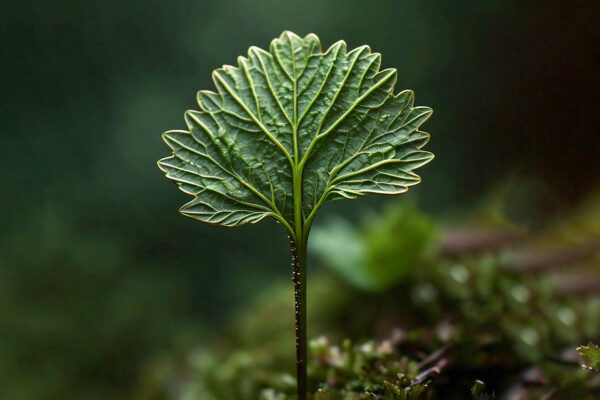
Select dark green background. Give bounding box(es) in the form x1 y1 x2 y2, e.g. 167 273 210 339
1 1 598 398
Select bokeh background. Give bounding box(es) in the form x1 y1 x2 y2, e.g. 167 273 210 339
1 0 599 399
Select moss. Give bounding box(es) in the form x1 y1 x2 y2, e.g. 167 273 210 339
138 192 600 399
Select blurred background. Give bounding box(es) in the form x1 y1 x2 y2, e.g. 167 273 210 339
1 1 599 399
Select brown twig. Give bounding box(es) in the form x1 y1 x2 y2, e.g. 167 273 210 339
440 229 529 256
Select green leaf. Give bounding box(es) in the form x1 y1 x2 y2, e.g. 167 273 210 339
158 31 433 236
577 342 600 371
311 203 437 291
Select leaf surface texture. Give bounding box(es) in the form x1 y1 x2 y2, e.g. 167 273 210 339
159 31 433 230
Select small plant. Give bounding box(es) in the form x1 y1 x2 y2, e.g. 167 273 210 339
158 31 433 399
578 342 600 371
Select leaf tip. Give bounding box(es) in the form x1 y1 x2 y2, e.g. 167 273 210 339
280 30 300 39
161 130 179 149
247 45 266 58
156 156 171 173
329 40 347 54
184 109 199 127
395 89 415 102
303 32 322 50
237 55 249 66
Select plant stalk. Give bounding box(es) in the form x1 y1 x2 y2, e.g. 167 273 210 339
290 237 307 399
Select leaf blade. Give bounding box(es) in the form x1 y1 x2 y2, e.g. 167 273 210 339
159 31 434 232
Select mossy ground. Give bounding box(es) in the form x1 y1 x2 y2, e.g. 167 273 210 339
139 191 600 399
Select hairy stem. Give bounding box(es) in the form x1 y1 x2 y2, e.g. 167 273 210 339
291 82 307 400
290 237 307 399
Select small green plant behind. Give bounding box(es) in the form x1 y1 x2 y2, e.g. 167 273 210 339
578 342 600 371
158 31 433 399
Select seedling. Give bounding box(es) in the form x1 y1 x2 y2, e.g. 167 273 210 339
158 31 433 399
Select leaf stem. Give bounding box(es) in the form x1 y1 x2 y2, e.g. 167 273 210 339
289 34 308 400
291 166 308 398
290 236 307 399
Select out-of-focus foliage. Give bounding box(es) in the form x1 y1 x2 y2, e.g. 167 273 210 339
311 203 437 290
578 342 600 371
0 208 203 400
140 189 600 399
